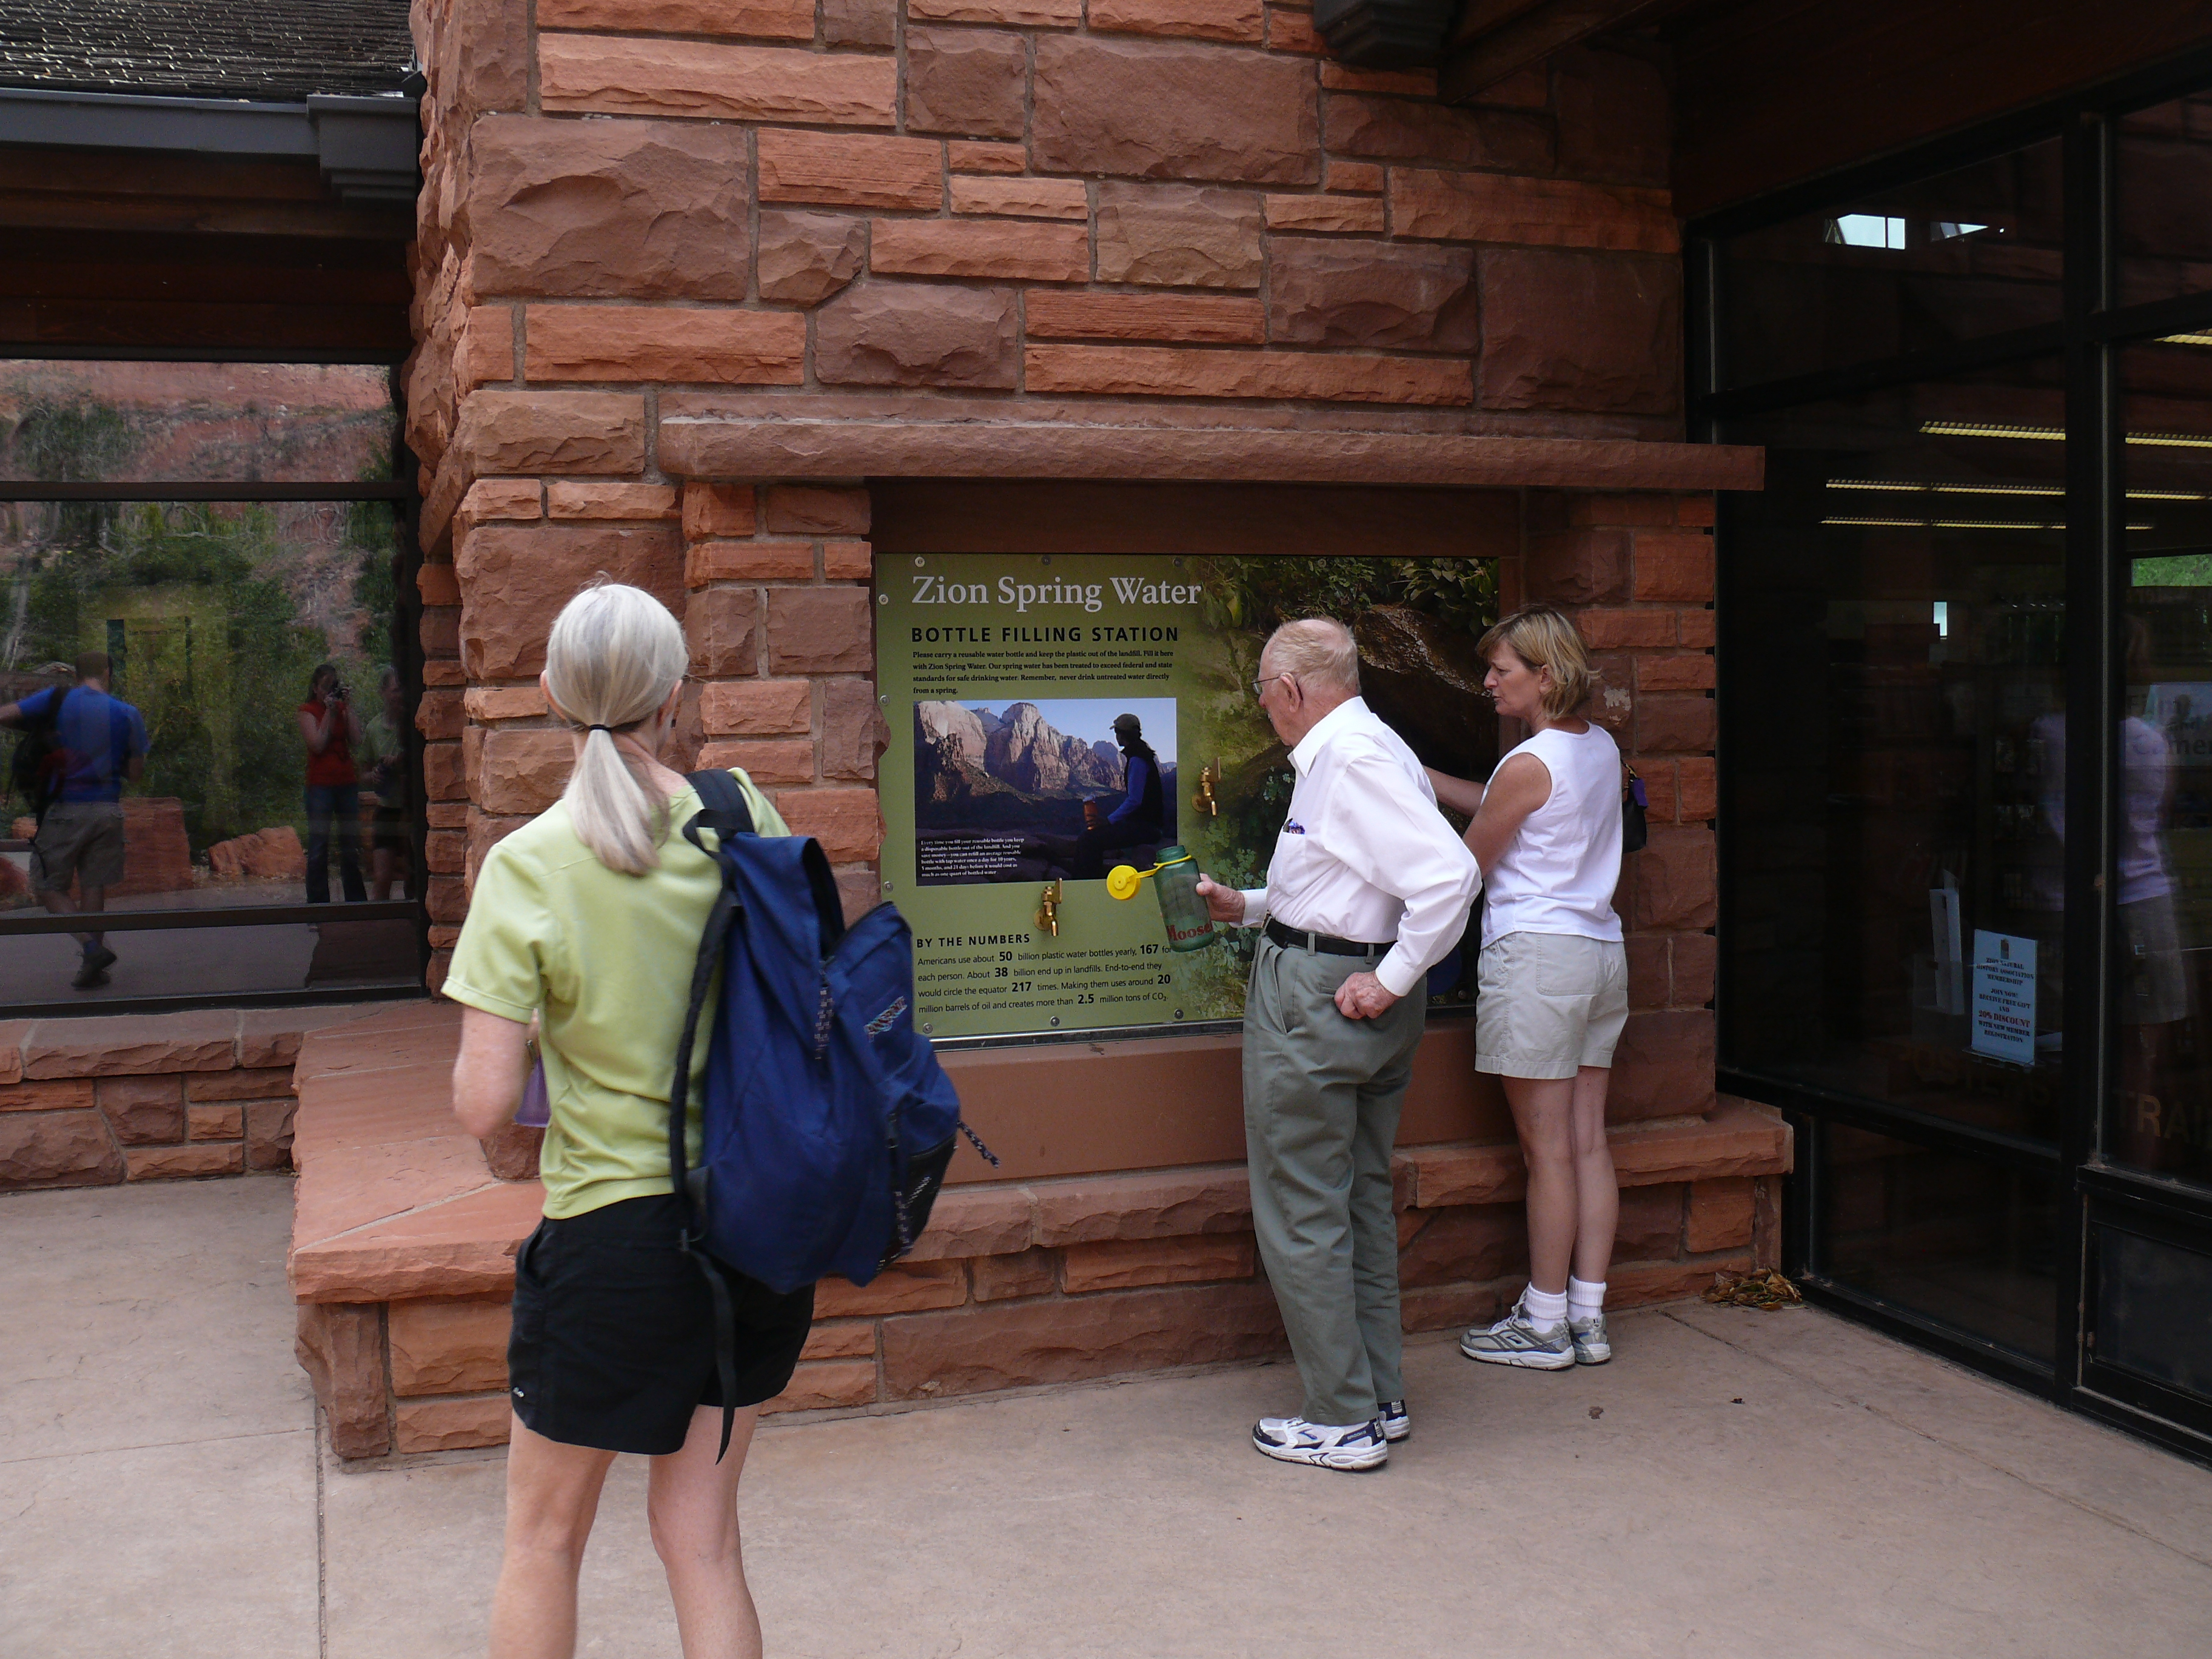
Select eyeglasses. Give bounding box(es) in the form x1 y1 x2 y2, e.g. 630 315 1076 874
1252 672 1295 699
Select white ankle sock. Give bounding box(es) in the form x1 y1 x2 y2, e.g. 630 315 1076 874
1568 1277 1606 1319
1521 1284 1568 1327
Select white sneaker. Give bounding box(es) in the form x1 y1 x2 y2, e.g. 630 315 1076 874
1252 1415 1389 1470
1460 1295 1577 1370
1378 1399 1410 1442
1569 1312 1612 1365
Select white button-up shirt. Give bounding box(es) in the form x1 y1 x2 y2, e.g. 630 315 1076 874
1236 697 1480 999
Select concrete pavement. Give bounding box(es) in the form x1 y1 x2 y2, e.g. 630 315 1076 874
4 1178 2209 1658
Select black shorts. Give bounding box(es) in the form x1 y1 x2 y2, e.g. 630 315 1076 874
507 1195 815 1456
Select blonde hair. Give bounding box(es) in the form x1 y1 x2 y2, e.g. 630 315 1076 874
1478 604 1592 720
1264 617 1361 696
543 582 689 875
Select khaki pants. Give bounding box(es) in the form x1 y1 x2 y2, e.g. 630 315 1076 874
1242 934 1426 1427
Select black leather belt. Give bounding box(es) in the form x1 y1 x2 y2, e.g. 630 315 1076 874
1265 918 1389 957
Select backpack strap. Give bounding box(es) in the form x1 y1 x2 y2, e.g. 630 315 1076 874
669 768 754 1462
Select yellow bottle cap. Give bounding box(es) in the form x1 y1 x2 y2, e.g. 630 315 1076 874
1105 865 1145 902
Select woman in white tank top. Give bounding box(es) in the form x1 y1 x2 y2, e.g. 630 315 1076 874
1427 605 1629 1372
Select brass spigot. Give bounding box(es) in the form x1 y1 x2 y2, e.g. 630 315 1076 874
1034 878 1063 937
1193 759 1219 818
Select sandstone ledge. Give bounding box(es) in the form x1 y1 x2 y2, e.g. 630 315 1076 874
658 415 1763 491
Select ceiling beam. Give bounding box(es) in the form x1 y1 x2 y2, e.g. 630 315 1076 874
1441 0 1686 104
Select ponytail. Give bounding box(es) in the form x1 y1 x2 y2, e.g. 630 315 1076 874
542 582 689 875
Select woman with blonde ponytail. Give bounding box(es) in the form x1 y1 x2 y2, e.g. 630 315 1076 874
444 581 813 1659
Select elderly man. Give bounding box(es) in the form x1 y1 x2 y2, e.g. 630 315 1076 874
1197 618 1479 1472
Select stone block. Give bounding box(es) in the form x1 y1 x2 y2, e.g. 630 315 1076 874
457 479 542 532
1401 1279 1509 1335
820 679 887 780
763 1358 878 1413
911 0 1079 20
538 35 899 125
1579 608 1675 651
1527 528 1629 605
972 1248 1058 1301
1611 1252 1752 1310
420 609 461 659
478 729 576 816
949 175 1091 220
767 587 875 672
756 210 867 304
1678 495 1717 528
1396 1204 1524 1287
416 688 464 742
688 540 815 585
389 1295 514 1396
947 139 1027 173
462 685 548 723
1570 492 1674 527
906 28 1028 138
455 390 646 477
25 1012 238 1079
1392 169 1676 251
1609 1011 1716 1122
869 218 1090 283
423 742 465 802
0 1021 27 1085
1031 39 1319 186
457 521 682 679
1324 95 1552 171
802 1320 879 1359
1672 930 1717 1005
1031 1163 1250 1244
1266 236 1476 350
466 116 751 301
1677 607 1716 649
835 870 881 924
882 1279 1285 1399
1266 4 1322 52
1633 528 1715 602
758 130 942 211
1615 1181 1684 1260
1626 827 1716 930
901 1182 1036 1261
765 485 871 536
537 0 814 37
547 482 680 520
188 1104 244 1141
776 788 883 862
1091 0 1262 40
1637 695 1715 754
394 1396 512 1453
1095 182 1262 288
1637 652 1716 692
1061 1233 1255 1292
1025 292 1265 343
525 304 806 384
1478 249 1681 415
295 1302 389 1459
1024 344 1472 406
427 876 468 925
1327 159 1386 193
700 679 811 735
825 540 874 580
1686 1176 1755 1254
683 482 757 540
427 830 465 874
686 588 762 677
812 1259 968 1318
1319 62 1434 95
700 738 814 785
125 1143 244 1179
1626 933 1669 1011
458 305 515 391
0 1078 95 1111
1262 193 1386 233
187 1065 292 1106
816 283 1019 387
0 1110 122 1188
823 0 897 44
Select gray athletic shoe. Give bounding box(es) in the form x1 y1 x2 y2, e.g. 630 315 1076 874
1378 1399 1410 1442
1569 1312 1612 1366
1252 1415 1389 1471
1460 1296 1576 1370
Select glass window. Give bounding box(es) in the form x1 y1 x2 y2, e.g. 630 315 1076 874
2117 95 2212 307
2114 340 2212 1188
2093 1224 2212 1396
1721 359 2070 1141
1821 1122 2060 1364
1719 140 2063 390
0 361 397 484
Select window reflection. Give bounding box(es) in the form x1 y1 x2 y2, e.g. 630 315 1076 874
2117 95 2212 306
1720 141 2063 389
1724 360 2070 1141
2116 341 2212 1188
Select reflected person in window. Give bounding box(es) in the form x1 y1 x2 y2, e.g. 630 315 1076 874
0 649 148 988
297 663 367 905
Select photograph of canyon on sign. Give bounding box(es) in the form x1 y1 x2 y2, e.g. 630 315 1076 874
912 695 1178 885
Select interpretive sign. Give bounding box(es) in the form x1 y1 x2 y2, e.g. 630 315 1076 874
876 552 1500 1043
1970 929 2037 1066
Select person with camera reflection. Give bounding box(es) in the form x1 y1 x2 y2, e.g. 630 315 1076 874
298 662 367 905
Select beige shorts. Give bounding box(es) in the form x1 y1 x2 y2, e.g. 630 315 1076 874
31 800 126 894
1475 931 1629 1080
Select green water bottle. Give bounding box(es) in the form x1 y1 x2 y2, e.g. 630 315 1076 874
1150 845 1219 953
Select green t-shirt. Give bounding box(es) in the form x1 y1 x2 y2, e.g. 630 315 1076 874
442 771 790 1220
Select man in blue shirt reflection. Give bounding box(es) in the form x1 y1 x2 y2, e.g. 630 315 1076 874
1 652 149 988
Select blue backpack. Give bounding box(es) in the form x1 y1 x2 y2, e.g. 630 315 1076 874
668 771 990 1447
